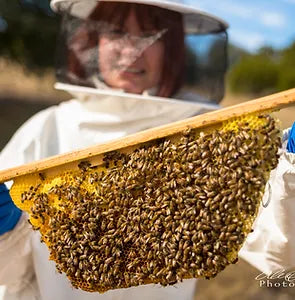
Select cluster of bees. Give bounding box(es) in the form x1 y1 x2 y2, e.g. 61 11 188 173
20 114 281 293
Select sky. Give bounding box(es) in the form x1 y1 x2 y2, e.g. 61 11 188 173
185 0 295 52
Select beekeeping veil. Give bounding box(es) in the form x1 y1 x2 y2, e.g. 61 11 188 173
51 0 228 104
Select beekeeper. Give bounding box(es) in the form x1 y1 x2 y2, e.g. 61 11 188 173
0 0 294 300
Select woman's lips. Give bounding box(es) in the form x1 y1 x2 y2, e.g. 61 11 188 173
124 68 145 74
118 67 145 77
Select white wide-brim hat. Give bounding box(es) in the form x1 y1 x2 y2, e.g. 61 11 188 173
50 0 228 34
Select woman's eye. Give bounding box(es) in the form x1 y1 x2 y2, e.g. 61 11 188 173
112 28 127 35
102 29 125 40
113 29 124 35
142 31 157 38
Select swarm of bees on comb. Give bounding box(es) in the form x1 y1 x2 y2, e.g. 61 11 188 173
10 113 281 293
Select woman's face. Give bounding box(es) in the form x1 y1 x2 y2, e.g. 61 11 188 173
98 9 165 94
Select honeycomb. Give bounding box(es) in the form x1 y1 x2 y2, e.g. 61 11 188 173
9 113 281 293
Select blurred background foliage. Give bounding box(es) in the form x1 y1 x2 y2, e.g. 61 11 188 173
228 43 295 95
0 0 59 71
0 0 295 95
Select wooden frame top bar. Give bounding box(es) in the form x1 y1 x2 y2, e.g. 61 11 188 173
1 88 295 183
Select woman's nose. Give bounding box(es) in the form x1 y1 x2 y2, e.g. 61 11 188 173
120 35 145 59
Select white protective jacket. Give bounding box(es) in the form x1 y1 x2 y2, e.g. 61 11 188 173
0 88 294 300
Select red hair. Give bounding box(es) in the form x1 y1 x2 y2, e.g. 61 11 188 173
67 1 185 97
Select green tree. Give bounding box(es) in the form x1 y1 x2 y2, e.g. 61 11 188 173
258 46 276 58
0 0 60 70
277 41 295 91
228 53 279 95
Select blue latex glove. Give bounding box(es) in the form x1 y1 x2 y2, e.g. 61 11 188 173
0 184 22 235
287 122 295 153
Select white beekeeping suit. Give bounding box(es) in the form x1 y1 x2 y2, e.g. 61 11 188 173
239 131 295 275
0 1 228 299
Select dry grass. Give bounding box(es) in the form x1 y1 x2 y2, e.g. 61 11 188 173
0 59 68 102
195 258 295 300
